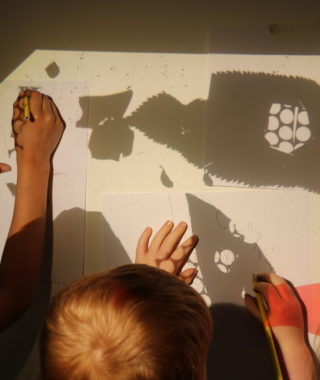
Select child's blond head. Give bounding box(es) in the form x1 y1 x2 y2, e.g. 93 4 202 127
41 264 212 380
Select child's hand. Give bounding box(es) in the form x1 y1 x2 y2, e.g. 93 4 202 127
0 163 11 173
245 273 305 343
12 90 65 165
246 274 317 380
135 221 199 285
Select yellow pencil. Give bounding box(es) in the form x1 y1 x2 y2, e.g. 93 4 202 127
253 280 284 380
24 95 30 120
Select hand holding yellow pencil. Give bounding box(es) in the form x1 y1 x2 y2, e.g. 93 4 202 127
23 95 30 120
252 277 284 380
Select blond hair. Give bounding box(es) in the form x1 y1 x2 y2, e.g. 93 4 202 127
41 264 212 380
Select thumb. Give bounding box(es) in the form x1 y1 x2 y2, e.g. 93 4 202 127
245 293 261 321
0 163 11 173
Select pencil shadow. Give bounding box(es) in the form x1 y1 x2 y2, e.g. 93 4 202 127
206 71 320 192
186 193 273 305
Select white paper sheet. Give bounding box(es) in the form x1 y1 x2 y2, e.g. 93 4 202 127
102 190 310 305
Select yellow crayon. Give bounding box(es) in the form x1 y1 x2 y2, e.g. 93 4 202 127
253 280 284 380
24 95 30 120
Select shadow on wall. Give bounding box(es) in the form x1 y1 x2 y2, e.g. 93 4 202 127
0 208 131 379
185 194 277 378
186 194 273 305
76 90 206 167
206 72 320 192
77 72 320 193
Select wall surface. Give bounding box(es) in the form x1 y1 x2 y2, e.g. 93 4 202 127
1 1 320 379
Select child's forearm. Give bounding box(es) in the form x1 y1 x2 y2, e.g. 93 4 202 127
278 340 317 380
0 159 50 329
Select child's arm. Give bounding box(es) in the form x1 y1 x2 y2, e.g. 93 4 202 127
245 273 317 380
135 220 199 284
0 90 64 331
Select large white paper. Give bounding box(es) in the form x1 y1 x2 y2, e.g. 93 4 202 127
102 190 310 306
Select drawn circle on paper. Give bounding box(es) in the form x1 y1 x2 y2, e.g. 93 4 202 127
220 249 235 266
280 109 294 124
296 126 311 142
265 132 279 145
268 116 279 131
279 126 293 140
269 103 281 115
279 141 294 154
298 111 310 125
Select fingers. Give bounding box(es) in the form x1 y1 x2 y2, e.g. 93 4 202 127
244 294 261 320
179 268 198 285
28 91 42 120
136 226 152 262
150 221 187 259
12 93 25 133
170 234 199 272
42 94 53 116
49 97 62 124
253 280 282 305
148 220 174 252
256 273 286 286
255 273 295 301
0 163 11 173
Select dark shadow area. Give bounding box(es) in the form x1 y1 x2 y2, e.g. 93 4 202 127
77 91 206 167
127 93 206 167
205 72 320 193
207 304 277 379
186 194 273 305
86 210 132 269
0 195 53 380
77 90 134 160
186 193 278 378
0 204 130 378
